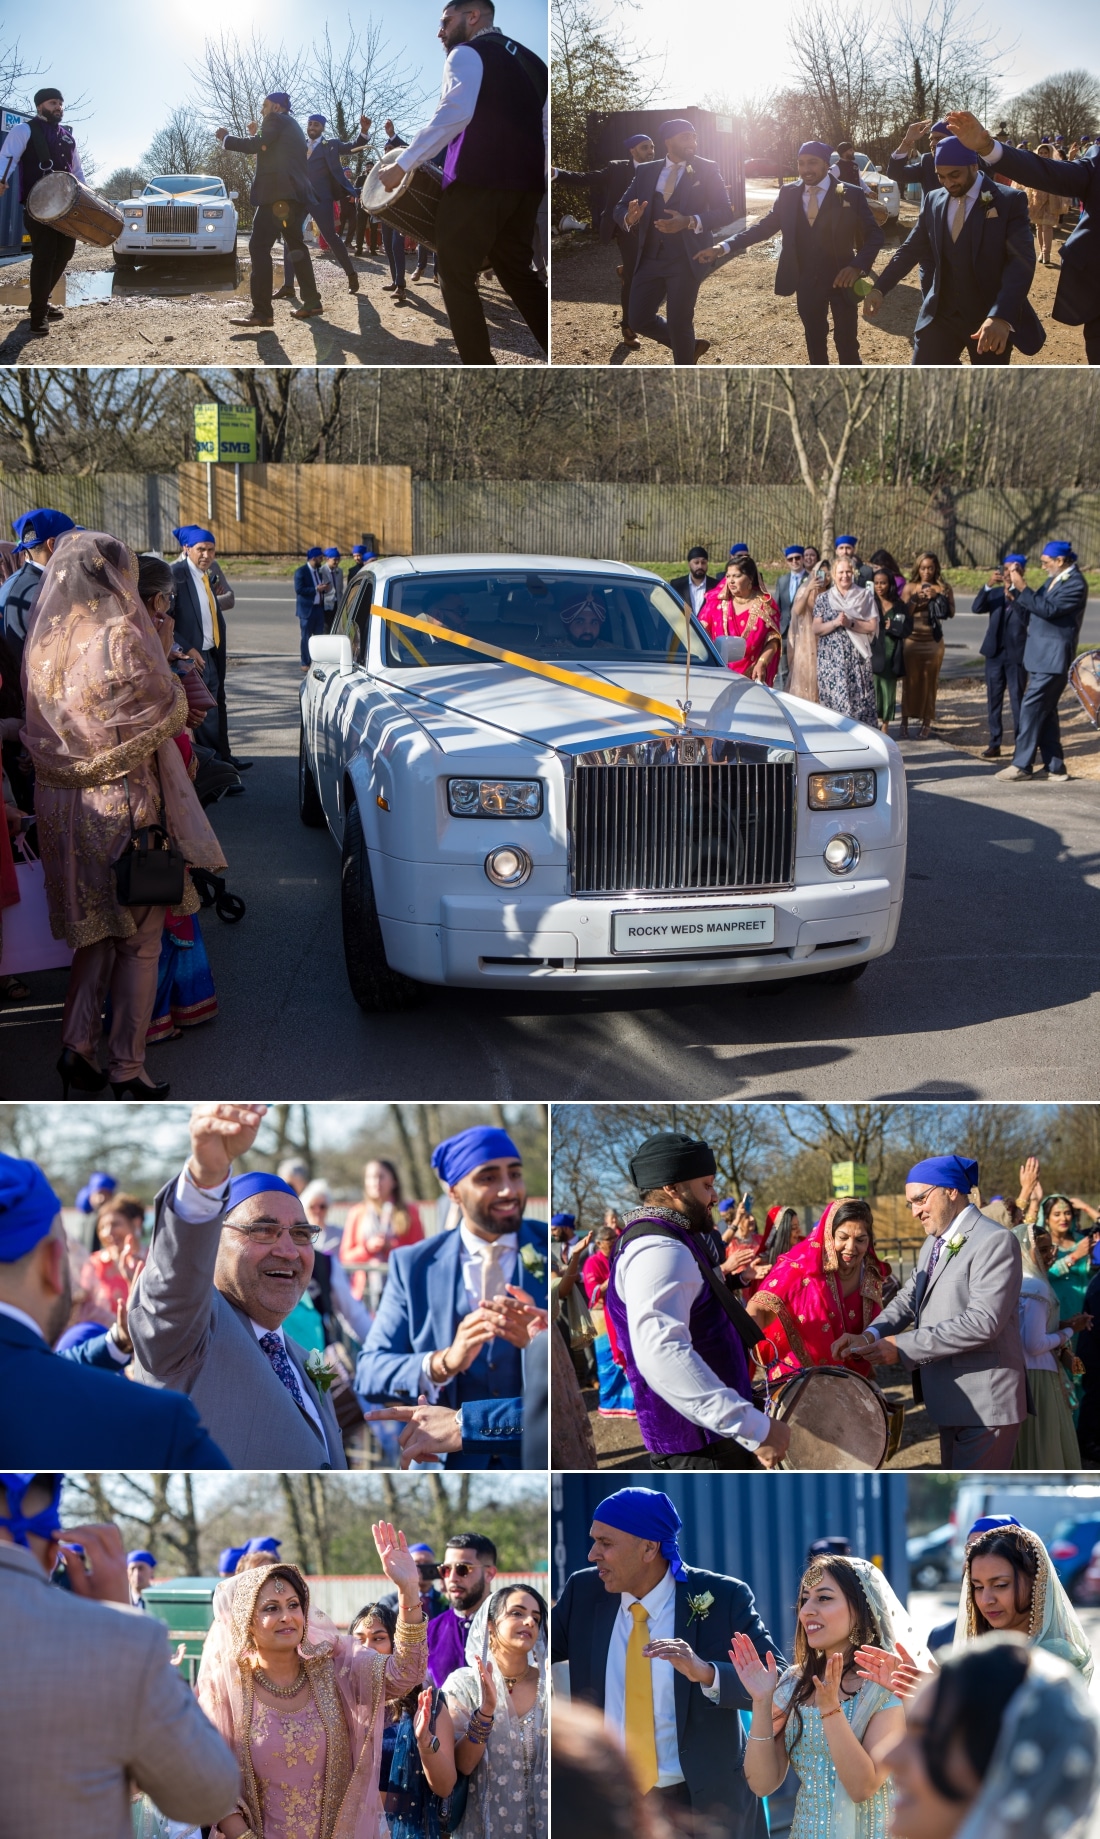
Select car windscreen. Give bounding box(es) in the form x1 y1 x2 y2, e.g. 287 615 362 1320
380 572 718 668
144 176 225 196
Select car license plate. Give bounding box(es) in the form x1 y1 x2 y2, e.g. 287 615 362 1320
611 905 776 954
153 236 190 244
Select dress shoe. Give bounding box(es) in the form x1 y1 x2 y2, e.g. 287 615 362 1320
45 305 64 320
410 266 426 283
382 280 398 292
272 284 297 300
995 764 1032 779
980 745 1001 758
112 1076 170 1100
57 1048 109 1098
229 756 253 770
694 339 711 362
229 313 274 329
621 325 639 345
393 287 408 305
26 321 49 337
291 302 324 319
348 273 360 293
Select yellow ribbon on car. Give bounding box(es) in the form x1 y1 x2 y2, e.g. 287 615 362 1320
372 604 685 727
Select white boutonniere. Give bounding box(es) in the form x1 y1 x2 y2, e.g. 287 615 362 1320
942 1228 967 1262
686 1590 714 1629
305 1349 335 1394
520 1242 546 1284
980 190 997 217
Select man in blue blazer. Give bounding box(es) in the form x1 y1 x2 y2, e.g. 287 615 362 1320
696 141 883 364
863 136 1044 364
973 555 1030 758
0 1152 230 1468
301 112 372 295
294 546 336 668
170 524 245 770
551 1487 785 1832
357 1126 547 1469
946 111 1099 365
613 118 733 364
997 540 1089 780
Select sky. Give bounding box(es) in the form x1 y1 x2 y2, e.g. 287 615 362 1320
4 0 550 177
620 0 1100 118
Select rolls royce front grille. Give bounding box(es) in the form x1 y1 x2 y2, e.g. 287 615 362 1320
573 758 796 894
145 205 198 235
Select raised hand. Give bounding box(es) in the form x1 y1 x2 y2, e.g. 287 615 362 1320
812 1652 845 1714
474 1654 498 1717
57 1524 130 1605
729 1631 779 1699
414 1685 435 1745
110 1257 144 1355
372 1521 419 1601
945 111 994 157
853 1644 899 1689
643 1636 715 1685
187 1103 269 1188
1019 1157 1040 1200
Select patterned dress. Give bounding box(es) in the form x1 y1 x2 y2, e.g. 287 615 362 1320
250 1695 328 1839
445 1668 547 1839
782 1682 899 1839
815 626 877 725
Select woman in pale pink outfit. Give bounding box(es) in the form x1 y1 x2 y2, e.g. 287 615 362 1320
197 1523 428 1839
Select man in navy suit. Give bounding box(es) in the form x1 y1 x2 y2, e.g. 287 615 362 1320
997 540 1089 780
356 1126 548 1469
0 1152 230 1468
551 1487 785 1833
553 132 654 345
973 555 1030 758
218 92 322 328
294 546 336 668
614 118 733 364
170 524 247 772
696 140 883 365
946 110 1100 365
863 136 1044 365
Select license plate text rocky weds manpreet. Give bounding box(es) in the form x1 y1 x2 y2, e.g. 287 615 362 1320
611 907 776 954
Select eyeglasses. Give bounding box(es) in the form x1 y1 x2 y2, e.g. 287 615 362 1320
227 1223 320 1247
439 1562 478 1578
907 1189 941 1212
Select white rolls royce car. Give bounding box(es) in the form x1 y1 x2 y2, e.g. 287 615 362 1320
299 556 907 1010
114 175 239 265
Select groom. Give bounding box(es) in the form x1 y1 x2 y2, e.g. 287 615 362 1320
551 1486 784 1833
834 1154 1025 1468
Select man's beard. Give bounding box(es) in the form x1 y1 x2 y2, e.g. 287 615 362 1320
464 1195 525 1237
678 1192 714 1233
450 1578 487 1612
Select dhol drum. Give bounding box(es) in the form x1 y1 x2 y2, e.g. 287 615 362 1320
762 1365 904 1471
360 158 442 251
1069 650 1100 729
26 172 124 246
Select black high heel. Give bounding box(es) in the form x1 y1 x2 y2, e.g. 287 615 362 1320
57 1048 109 1098
111 1076 171 1100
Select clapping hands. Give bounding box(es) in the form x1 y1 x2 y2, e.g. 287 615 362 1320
854 1641 933 1700
729 1631 779 1699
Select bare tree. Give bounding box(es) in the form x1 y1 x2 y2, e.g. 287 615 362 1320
889 0 1006 124
550 0 662 175
787 0 880 146
189 30 311 136
102 166 148 201
771 370 890 550
309 18 427 156
143 107 217 178
1002 68 1100 145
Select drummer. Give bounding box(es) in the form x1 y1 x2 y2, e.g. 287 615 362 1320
374 0 548 365
603 1131 793 1471
0 87 86 341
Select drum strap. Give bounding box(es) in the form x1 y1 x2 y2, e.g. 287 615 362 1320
618 1220 766 1351
28 117 56 173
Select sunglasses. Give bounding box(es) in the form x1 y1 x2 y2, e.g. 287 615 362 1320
439 1562 479 1578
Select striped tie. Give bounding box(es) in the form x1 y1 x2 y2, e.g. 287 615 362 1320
624 1602 659 1794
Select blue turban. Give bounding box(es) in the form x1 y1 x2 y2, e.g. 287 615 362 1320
934 137 976 166
1003 552 1027 565
728 543 748 557
308 114 326 125
592 1488 687 1581
76 1171 116 1213
352 545 367 556
550 1212 575 1228
906 1155 979 1194
173 525 215 548
717 1198 737 1213
657 118 694 141
0 1154 62 1262
266 92 292 111
127 1549 157 1568
409 1542 436 1557
784 545 804 558
1042 540 1073 559
431 1126 521 1188
306 546 323 560
931 119 950 135
219 1545 247 1575
835 535 857 547
799 141 832 161
324 546 340 558
11 507 76 553
226 1173 301 1215
245 1536 282 1556
0 1473 63 1548
968 1515 1021 1537
624 133 652 151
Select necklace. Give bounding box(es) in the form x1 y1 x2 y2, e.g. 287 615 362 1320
498 1658 531 1694
254 1663 307 1698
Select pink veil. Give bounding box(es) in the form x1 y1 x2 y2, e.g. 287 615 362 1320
196 1564 427 1839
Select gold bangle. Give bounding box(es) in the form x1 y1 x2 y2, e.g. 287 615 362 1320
820 1707 842 1719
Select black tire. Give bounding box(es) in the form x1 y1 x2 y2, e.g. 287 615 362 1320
806 961 869 986
341 797 422 1011
298 725 326 827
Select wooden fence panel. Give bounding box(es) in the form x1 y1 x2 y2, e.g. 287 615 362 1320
177 463 413 556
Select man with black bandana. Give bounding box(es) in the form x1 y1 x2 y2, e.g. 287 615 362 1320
605 1133 792 1471
0 86 86 340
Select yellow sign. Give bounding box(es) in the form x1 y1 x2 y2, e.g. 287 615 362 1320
831 1161 869 1199
193 405 258 464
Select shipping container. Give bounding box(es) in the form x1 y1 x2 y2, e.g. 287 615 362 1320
0 106 27 255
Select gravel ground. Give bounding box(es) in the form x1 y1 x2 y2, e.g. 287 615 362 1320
550 220 1086 367
0 239 545 366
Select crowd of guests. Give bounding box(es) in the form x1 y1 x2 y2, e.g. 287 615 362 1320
0 1106 549 1470
664 530 1089 771
551 1132 1100 1473
551 1485 1100 1839
0 1478 547 1839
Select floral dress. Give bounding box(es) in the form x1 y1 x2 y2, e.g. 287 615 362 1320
250 1695 328 1839
444 1666 548 1839
815 624 877 726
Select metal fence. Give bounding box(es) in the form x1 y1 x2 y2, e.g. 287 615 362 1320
0 473 180 552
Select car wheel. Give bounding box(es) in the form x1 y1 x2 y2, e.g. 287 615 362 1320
298 726 326 827
806 961 869 985
913 1561 944 1591
341 796 422 1011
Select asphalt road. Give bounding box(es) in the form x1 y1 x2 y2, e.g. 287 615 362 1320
4 580 1099 1101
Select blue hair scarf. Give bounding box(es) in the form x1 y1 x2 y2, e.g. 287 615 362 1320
592 1487 688 1581
0 1473 63 1547
225 1173 301 1214
173 525 215 548
431 1127 521 1188
907 1155 979 1194
0 1154 62 1262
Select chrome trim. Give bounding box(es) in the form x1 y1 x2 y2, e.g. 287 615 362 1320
569 734 796 768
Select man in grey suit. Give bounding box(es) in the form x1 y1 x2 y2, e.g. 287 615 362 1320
772 544 810 688
128 1103 350 1469
834 1154 1025 1468
0 1474 240 1839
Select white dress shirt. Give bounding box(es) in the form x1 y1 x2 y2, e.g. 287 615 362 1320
397 29 547 174
613 1236 771 1449
603 1564 721 1784
418 1223 519 1402
802 175 830 219
686 576 708 616
0 118 86 185
172 1166 326 1438
185 558 215 650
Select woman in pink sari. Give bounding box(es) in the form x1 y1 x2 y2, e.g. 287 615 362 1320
197 1521 428 1839
698 555 782 683
745 1200 887 1382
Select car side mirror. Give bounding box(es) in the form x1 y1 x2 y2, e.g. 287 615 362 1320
309 633 355 676
229 190 239 200
713 635 747 664
131 187 143 198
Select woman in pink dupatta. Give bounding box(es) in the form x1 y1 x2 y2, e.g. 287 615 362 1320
698 555 782 683
197 1522 428 1839
745 1200 887 1382
21 529 226 1096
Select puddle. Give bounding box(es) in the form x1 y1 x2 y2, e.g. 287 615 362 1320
0 255 271 308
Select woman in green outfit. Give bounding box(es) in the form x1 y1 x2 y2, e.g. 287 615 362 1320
1011 1220 1087 1469
1036 1193 1100 1322
869 568 911 733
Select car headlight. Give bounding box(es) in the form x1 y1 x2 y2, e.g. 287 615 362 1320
808 770 877 809
202 208 225 218
448 778 543 817
123 207 143 217
485 846 532 887
824 833 861 874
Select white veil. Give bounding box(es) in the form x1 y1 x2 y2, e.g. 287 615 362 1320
954 1529 1094 1684
451 1590 548 1839
954 1648 1100 1839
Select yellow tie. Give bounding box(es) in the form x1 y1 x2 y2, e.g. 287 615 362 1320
950 196 966 241
624 1602 658 1794
202 571 221 649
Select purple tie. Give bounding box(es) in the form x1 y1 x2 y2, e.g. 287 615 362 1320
258 1331 307 1408
926 1234 946 1280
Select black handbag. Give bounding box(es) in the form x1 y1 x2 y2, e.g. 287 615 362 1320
112 772 186 907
